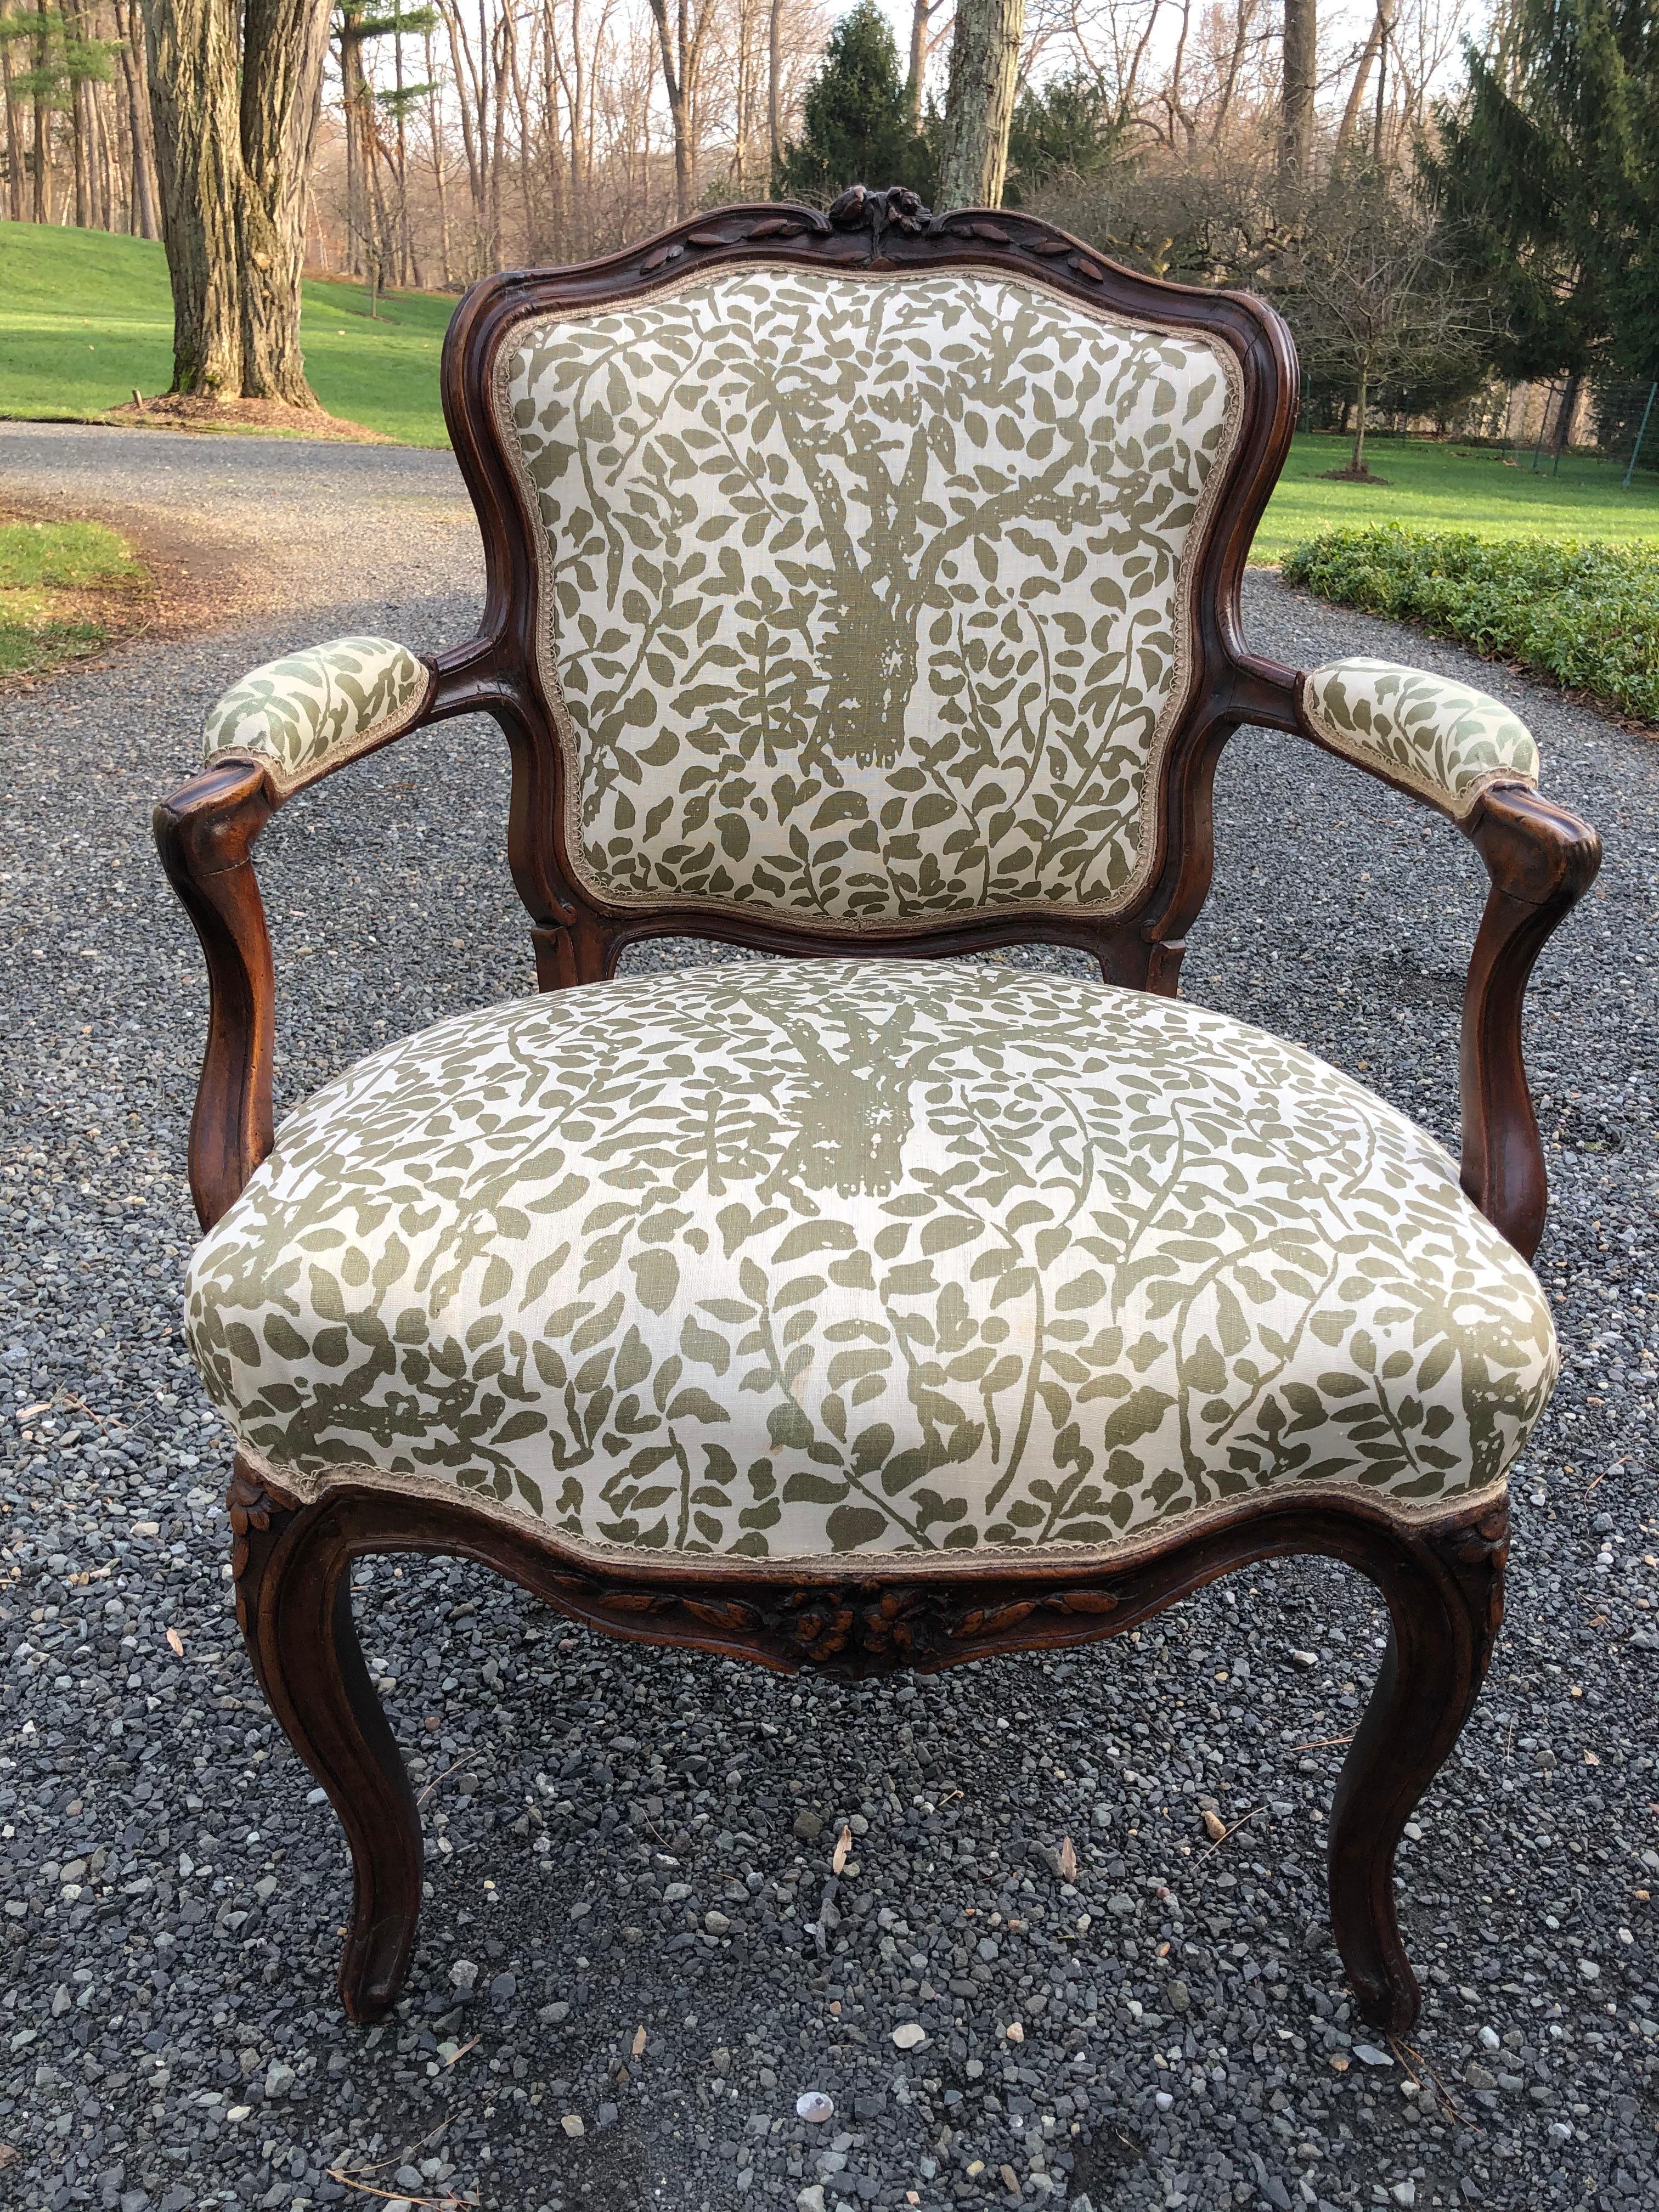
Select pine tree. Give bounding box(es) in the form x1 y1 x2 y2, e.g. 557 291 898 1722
775 1 933 206
1430 0 1659 381
1003 70 1121 205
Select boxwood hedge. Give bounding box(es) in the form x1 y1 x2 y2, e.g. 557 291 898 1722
1280 526 1659 725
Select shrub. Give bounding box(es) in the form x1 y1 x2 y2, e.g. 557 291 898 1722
1281 526 1659 725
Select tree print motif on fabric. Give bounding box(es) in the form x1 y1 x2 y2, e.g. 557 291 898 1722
498 269 1241 926
202 636 431 795
1301 658 1538 817
185 962 1557 1561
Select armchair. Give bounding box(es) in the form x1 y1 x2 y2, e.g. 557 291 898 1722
155 187 1600 2036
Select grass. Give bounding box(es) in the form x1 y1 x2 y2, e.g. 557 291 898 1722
1282 526 1659 724
0 515 149 679
0 221 453 446
1254 432 1659 562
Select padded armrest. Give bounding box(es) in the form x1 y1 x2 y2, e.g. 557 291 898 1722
204 635 435 797
1297 658 1539 820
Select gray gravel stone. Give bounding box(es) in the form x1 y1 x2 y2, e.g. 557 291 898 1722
0 427 1654 2211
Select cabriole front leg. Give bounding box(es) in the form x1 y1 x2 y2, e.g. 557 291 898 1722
1327 1499 1508 2032
229 1462 424 2022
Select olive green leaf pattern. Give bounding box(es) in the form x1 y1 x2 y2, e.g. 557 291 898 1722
203 635 431 795
1302 658 1538 816
498 269 1241 926
185 961 1555 1560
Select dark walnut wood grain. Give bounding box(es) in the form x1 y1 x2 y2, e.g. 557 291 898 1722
155 189 1593 2034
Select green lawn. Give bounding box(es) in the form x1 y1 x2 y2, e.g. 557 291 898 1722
7 221 1659 555
0 514 147 678
0 221 452 446
1254 432 1659 561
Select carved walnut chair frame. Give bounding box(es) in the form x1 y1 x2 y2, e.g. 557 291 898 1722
155 188 1600 2035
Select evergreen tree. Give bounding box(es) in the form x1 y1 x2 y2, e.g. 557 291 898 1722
1429 0 1659 380
775 1 933 205
1004 71 1122 205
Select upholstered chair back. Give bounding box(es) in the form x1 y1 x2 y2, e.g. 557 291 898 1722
495 266 1244 929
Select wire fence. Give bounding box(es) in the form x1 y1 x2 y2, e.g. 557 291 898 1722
1299 375 1659 491
1487 377 1659 488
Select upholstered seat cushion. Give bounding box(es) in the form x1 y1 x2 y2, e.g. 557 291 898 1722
185 962 1556 1560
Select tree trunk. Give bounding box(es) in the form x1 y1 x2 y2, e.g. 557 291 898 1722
145 0 244 392
68 4 91 229
147 0 328 402
424 29 451 283
3 41 26 222
648 0 693 218
1280 0 1316 183
115 1 161 239
95 72 117 228
906 0 933 129
31 1 52 224
1335 0 1391 155
937 0 1026 210
767 0 780 180
238 0 330 403
487 0 507 257
393 4 411 284
1350 365 1369 474
1551 371 1581 458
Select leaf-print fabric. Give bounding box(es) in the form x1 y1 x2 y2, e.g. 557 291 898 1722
203 636 431 795
185 961 1555 1561
1301 658 1538 817
498 269 1240 926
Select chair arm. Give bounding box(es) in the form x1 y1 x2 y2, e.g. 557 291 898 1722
156 636 498 1231
1226 650 1600 1259
1459 783 1601 1261
1295 657 1538 820
202 634 435 797
154 757 280 1232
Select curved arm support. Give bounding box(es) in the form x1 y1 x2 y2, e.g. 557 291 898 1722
154 757 279 1231
1228 648 1601 1259
155 634 509 1233
1457 783 1601 1260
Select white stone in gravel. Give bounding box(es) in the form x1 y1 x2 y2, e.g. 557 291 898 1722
795 2091 833 2123
1479 2026 1500 2049
561 2112 585 2137
796 2190 826 2212
890 2023 927 2050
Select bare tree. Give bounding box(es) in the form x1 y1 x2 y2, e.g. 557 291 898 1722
1279 164 1486 477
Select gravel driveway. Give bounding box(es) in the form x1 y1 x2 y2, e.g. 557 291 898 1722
1 424 1655 2212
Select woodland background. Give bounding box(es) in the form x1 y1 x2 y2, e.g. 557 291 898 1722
2 0 1657 470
